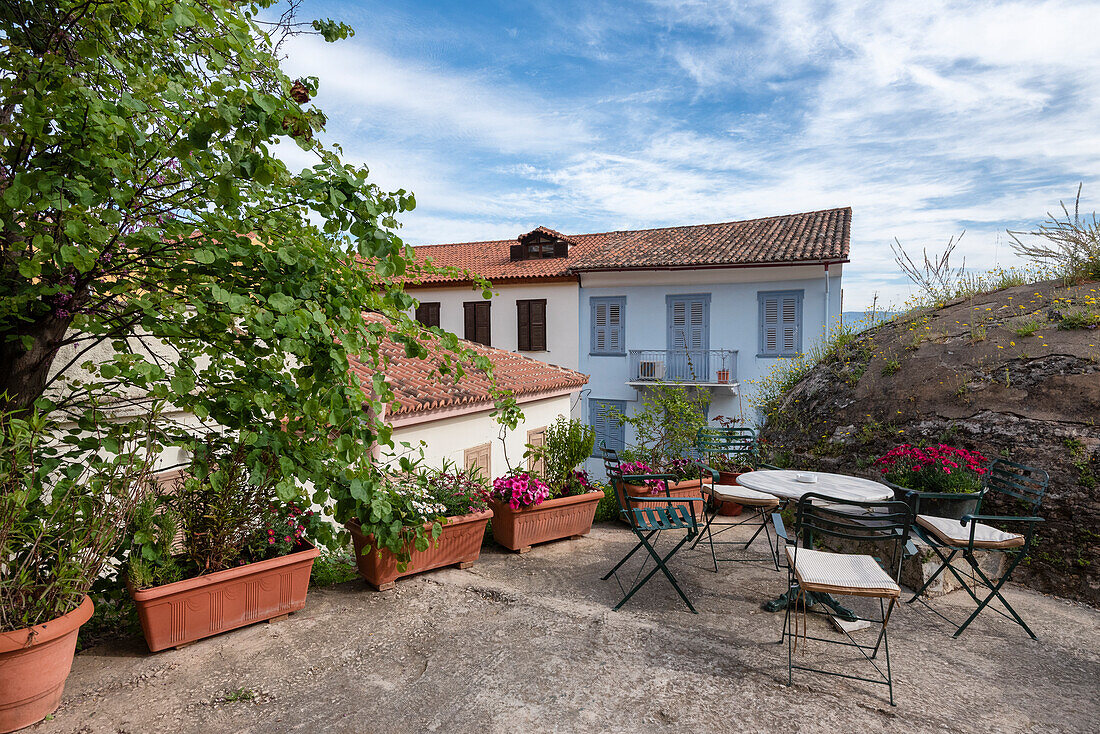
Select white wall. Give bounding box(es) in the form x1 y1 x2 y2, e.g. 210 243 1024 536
407 281 580 370
387 393 575 479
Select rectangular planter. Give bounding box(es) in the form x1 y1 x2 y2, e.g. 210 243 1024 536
619 478 706 523
489 490 604 553
347 509 492 590
129 544 319 653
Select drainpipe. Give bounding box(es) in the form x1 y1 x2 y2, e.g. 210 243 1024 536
823 263 831 338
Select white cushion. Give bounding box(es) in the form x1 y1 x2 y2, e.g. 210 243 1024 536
916 514 1025 550
786 546 900 598
706 483 780 507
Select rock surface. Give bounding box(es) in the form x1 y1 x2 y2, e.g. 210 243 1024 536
39 526 1100 733
761 279 1100 602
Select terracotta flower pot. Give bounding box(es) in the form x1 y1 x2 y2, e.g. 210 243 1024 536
619 478 706 522
129 544 319 652
347 509 493 591
489 489 603 553
0 595 94 733
714 471 746 516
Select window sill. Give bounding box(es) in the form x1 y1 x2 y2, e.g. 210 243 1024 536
588 352 627 357
756 353 801 359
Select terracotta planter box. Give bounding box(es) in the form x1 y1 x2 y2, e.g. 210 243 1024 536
129 544 319 653
714 471 746 516
0 595 93 733
347 509 492 591
619 478 706 522
489 490 603 553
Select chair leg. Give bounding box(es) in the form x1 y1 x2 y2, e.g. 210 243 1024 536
602 530 656 581
907 546 958 603
615 531 697 613
762 511 780 571
955 552 1036 640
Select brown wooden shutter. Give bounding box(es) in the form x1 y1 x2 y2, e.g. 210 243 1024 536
477 302 491 346
527 428 546 474
415 302 440 328
553 241 568 258
510 243 524 261
531 299 546 351
464 302 476 341
517 300 531 351
464 443 491 479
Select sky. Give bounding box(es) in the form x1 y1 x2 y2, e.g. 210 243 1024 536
276 0 1100 309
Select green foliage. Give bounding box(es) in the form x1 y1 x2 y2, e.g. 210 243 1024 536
616 386 709 476
591 482 620 523
309 547 358 587
1 407 159 631
0 1 515 577
1014 320 1041 337
881 357 901 376
127 436 323 589
1057 309 1100 330
525 416 594 496
1008 185 1100 283
331 449 490 571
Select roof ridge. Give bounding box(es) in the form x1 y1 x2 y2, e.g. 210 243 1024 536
411 207 851 249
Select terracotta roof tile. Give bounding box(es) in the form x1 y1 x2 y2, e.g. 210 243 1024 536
349 313 588 418
407 208 850 285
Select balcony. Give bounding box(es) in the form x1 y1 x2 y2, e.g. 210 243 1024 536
627 349 738 391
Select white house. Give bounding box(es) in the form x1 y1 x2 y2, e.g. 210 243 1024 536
405 209 851 472
348 313 589 479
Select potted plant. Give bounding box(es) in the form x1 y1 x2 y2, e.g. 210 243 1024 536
875 443 989 519
489 418 604 553
343 456 492 590
1 409 157 732
615 459 707 521
125 437 321 652
716 368 731 383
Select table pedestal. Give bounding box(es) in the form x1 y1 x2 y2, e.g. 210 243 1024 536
763 585 860 622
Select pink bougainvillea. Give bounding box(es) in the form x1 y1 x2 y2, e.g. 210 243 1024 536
492 472 551 509
875 443 989 494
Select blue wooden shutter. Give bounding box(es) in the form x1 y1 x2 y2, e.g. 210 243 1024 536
759 291 802 355
591 297 624 354
780 294 800 354
760 295 780 354
589 399 624 454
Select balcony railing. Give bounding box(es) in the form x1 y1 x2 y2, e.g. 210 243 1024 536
628 349 738 386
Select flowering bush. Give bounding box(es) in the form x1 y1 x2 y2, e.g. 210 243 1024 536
492 472 551 509
619 461 664 494
875 443 989 494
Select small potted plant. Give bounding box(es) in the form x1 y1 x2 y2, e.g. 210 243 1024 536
1 409 157 732
489 418 604 553
716 368 731 383
343 455 492 590
125 436 321 652
875 443 989 519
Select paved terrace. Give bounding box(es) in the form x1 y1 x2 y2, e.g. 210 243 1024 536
45 524 1100 733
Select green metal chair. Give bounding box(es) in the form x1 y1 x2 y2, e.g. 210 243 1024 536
905 459 1048 640
600 442 704 613
783 492 914 706
690 427 781 571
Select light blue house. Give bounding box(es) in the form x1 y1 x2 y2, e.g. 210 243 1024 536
405 209 850 474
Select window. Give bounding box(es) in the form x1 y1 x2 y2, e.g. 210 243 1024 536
526 427 547 474
464 443 491 479
590 296 626 355
463 301 491 346
414 301 440 328
589 399 626 456
758 290 803 357
517 299 547 351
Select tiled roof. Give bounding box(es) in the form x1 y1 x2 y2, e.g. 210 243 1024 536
519 226 577 245
407 208 850 285
349 313 588 418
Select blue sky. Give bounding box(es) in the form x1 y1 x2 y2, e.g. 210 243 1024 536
278 0 1100 308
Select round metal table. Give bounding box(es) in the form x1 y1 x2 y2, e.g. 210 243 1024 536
737 470 895 618
736 470 894 503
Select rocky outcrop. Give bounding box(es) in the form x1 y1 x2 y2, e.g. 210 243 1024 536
762 279 1100 603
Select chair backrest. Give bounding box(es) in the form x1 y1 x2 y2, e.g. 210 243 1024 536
793 493 915 581
601 441 630 522
695 427 757 465
983 459 1048 511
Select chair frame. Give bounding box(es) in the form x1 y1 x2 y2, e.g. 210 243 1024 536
906 458 1048 640
782 492 914 706
600 443 704 613
690 427 779 571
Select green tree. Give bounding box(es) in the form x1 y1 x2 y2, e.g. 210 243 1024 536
0 1 507 525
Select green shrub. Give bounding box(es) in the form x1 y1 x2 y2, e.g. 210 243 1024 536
616 385 709 478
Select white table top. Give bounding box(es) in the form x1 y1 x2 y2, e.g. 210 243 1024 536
735 470 894 503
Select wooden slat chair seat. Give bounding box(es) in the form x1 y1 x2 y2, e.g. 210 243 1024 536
915 514 1025 550
785 546 901 598
708 483 780 508
631 503 695 531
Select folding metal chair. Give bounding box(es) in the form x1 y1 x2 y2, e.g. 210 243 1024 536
782 493 914 705
600 443 704 613
906 459 1048 640
690 427 780 571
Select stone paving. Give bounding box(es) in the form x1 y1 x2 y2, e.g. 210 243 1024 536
42 523 1100 733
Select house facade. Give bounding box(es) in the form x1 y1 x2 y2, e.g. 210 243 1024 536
405 209 851 473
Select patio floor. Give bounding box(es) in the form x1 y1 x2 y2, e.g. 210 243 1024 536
44 523 1100 733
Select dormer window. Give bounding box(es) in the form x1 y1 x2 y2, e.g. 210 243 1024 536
510 226 577 261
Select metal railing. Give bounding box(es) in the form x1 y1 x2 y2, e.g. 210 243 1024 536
628 349 738 385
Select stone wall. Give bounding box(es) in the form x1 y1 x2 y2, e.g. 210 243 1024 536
760 279 1100 604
